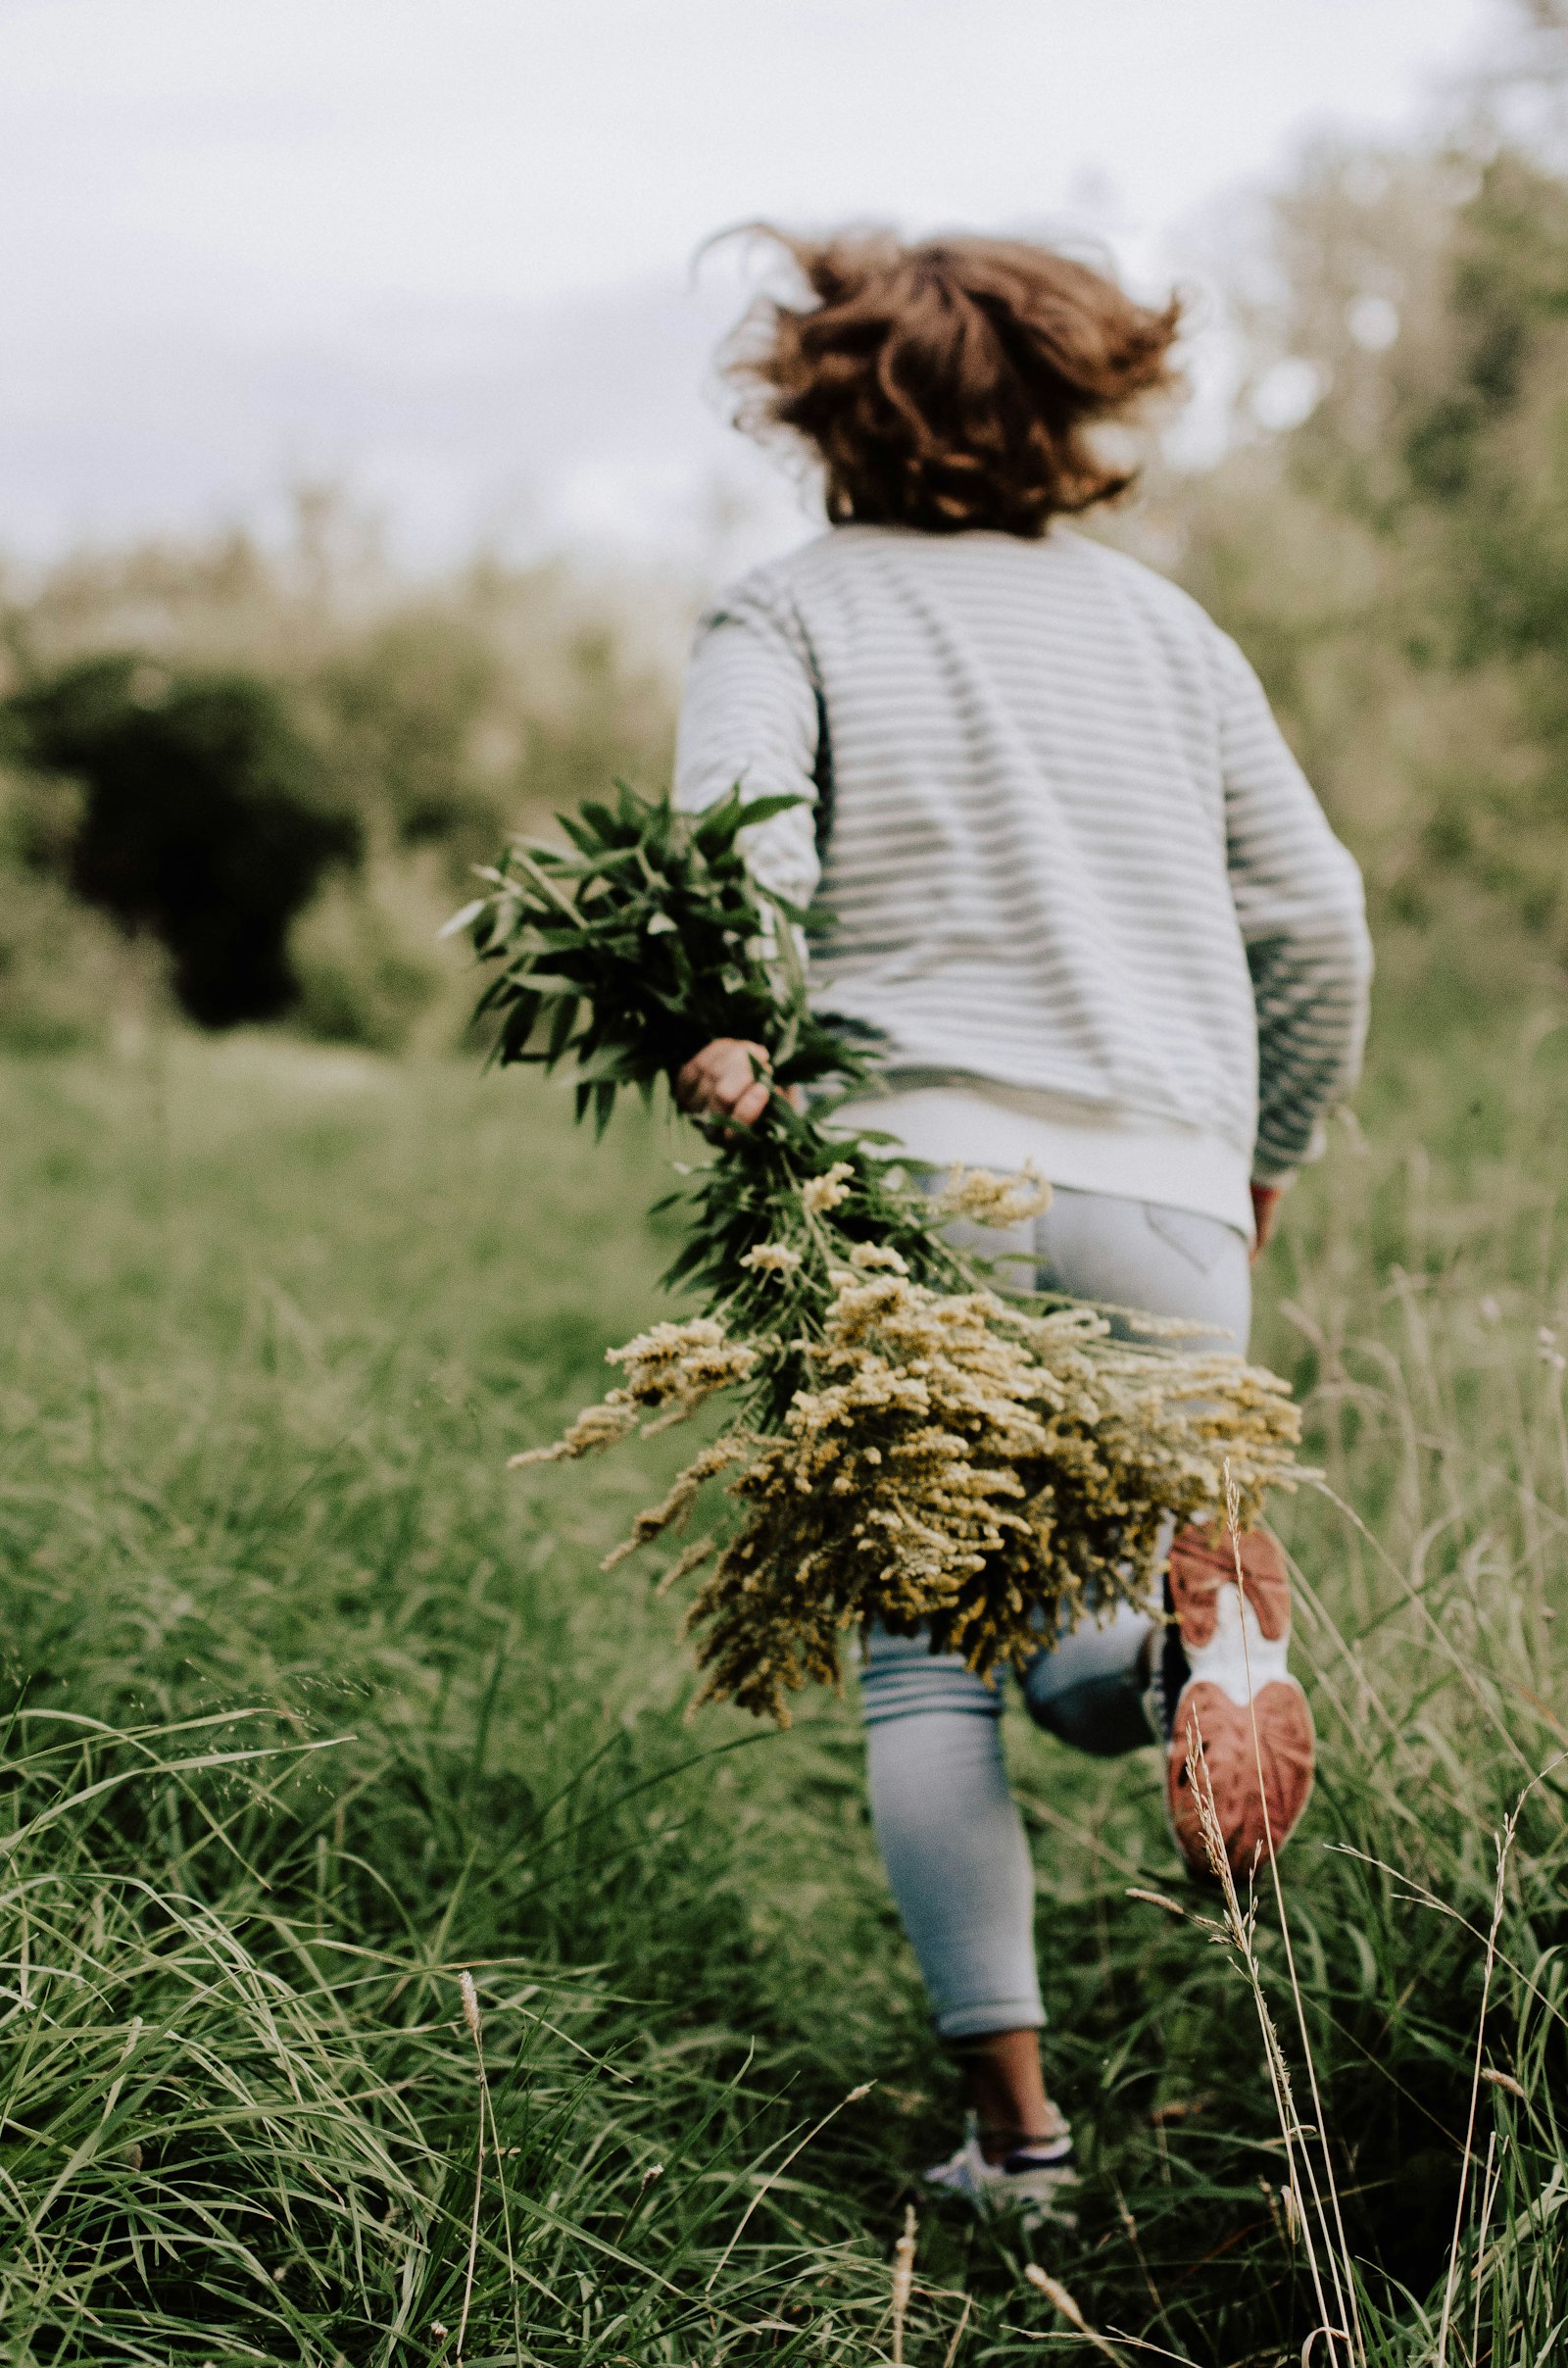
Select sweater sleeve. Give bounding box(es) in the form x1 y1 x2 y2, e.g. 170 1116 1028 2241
672 579 823 913
1217 634 1373 1185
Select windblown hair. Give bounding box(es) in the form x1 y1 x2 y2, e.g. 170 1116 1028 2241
722 227 1183 536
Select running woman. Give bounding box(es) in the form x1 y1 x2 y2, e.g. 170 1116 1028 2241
670 229 1372 2213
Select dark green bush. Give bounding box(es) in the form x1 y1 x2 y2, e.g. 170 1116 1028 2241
6 655 362 1027
0 518 683 1047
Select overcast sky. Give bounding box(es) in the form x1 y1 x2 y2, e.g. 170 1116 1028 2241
0 0 1504 571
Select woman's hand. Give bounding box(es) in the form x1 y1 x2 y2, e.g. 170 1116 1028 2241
1250 1182 1283 1262
675 1038 775 1128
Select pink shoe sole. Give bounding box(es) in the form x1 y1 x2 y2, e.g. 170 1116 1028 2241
1163 1524 1315 1881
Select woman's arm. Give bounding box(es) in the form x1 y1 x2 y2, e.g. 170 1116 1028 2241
673 580 823 911
1218 633 1373 1199
672 580 824 1125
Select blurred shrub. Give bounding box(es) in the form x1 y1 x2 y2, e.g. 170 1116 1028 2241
288 856 464 1054
300 568 680 885
0 519 683 1048
6 655 361 1028
1159 124 1568 1007
0 765 154 1052
515 618 677 824
0 750 87 875
311 605 510 861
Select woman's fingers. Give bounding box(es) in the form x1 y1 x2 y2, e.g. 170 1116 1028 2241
675 1038 774 1124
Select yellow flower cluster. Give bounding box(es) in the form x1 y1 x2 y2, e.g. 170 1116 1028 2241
521 1261 1300 1726
932 1163 1053 1227
683 1266 1298 1721
509 1317 757 1466
740 1243 804 1278
601 1438 746 1569
847 1242 908 1273
801 1161 855 1214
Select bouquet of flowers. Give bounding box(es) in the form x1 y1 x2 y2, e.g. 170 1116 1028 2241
457 785 1300 1725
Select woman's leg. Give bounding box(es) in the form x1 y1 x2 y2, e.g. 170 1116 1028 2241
861 1627 1059 2155
1018 1191 1314 1873
1020 1597 1161 1755
858 1191 1255 2143
1018 1192 1252 1753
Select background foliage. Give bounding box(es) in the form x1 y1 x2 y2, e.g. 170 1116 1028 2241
2 26 1566 1056
0 509 677 1052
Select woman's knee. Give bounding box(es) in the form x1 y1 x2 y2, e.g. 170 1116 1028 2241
1027 1673 1155 1756
858 1622 1004 1727
1019 1599 1155 1756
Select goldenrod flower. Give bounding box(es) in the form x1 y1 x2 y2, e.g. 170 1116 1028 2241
740 1243 805 1276
520 1259 1299 1725
933 1163 1053 1226
802 1161 855 1214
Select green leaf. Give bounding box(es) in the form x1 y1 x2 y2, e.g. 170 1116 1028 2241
544 995 580 1066
438 897 489 941
734 793 807 828
520 974 587 999
574 1040 641 1084
557 812 605 855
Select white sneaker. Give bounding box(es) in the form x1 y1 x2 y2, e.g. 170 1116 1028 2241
924 2126 1078 2229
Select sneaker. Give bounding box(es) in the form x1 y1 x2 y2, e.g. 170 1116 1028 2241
1152 1522 1315 1882
924 2120 1078 2229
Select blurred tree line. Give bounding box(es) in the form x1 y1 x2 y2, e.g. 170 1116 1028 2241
0 508 679 1051
1162 0 1568 1021
0 0 1564 1056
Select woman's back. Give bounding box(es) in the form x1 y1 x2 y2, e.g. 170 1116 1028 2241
676 518 1368 1220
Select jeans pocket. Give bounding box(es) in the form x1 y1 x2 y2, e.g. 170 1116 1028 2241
1143 1203 1234 1276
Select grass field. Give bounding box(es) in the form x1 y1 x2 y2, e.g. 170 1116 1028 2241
2 1008 1566 2366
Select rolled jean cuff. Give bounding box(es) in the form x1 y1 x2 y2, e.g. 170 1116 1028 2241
937 1996 1047 2041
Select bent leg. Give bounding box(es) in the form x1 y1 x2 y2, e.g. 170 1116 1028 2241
1021 1599 1156 1756
1017 1193 1254 1754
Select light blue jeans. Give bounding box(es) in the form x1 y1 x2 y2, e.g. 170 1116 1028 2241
860 1185 1251 2037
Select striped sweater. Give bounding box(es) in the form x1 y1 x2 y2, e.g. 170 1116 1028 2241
673 522 1371 1229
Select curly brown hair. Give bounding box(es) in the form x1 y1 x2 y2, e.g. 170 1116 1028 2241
721 227 1183 537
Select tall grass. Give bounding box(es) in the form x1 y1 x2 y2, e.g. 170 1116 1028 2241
0 1010 1563 2361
